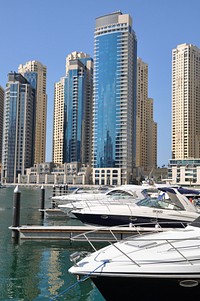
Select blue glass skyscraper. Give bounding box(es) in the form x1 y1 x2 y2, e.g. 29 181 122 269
92 11 137 184
63 52 93 165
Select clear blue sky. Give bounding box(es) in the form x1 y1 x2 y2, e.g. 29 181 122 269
1 0 200 167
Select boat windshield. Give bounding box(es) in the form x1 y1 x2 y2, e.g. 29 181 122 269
106 190 140 199
136 196 184 210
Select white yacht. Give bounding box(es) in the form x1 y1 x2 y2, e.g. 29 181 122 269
71 187 200 227
58 185 147 218
52 184 148 206
69 216 200 301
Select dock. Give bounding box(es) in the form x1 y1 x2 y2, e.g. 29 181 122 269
9 224 167 242
40 208 68 217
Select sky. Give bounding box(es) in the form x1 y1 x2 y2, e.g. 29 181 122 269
1 0 200 167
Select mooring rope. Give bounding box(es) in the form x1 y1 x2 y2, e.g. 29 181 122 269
50 259 109 300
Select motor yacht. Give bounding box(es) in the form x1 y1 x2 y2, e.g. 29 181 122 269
69 216 200 301
71 187 200 227
58 185 148 218
52 184 148 206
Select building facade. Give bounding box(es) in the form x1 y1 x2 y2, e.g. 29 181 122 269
172 44 200 159
53 78 65 164
18 60 47 164
136 58 157 171
53 52 93 166
92 11 137 185
64 52 93 165
17 162 91 185
0 86 4 166
146 98 157 168
167 158 200 186
1 73 35 183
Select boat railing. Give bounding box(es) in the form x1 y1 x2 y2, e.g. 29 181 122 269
69 221 200 267
77 198 139 212
67 199 124 212
67 194 191 213
70 221 187 250
70 223 163 264
112 236 200 267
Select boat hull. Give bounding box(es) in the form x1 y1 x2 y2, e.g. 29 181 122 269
73 212 190 227
91 274 200 301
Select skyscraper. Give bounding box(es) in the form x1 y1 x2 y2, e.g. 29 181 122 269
136 58 157 170
18 60 47 164
53 78 65 164
172 44 200 159
146 98 157 168
53 51 93 165
1 73 35 183
0 86 4 165
92 11 137 184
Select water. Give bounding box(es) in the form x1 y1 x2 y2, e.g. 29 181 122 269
0 186 105 301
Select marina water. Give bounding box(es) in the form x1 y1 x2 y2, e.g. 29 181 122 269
0 186 105 301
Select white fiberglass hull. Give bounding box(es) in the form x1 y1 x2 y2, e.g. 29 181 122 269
69 222 200 301
72 204 199 227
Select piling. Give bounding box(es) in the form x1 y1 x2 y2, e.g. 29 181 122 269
40 186 45 218
59 185 62 195
12 185 21 241
52 185 56 208
64 184 68 195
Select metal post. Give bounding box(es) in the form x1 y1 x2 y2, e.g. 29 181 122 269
40 185 45 218
52 185 56 197
12 185 21 241
52 185 56 208
64 184 68 195
59 185 62 195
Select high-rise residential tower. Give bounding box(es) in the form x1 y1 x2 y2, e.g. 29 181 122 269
1 73 35 183
53 78 65 164
172 44 200 159
53 51 93 165
92 11 137 184
146 97 157 168
0 86 4 165
18 60 47 163
136 58 157 170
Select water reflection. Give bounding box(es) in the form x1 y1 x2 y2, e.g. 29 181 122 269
0 187 105 300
